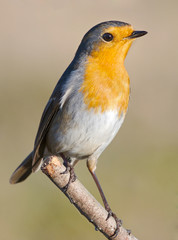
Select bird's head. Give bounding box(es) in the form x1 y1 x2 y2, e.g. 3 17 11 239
76 21 147 64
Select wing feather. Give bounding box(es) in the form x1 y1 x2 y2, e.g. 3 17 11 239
32 97 60 171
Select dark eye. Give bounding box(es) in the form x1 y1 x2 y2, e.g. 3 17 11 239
102 33 113 42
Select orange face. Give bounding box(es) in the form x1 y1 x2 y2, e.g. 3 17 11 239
80 25 135 115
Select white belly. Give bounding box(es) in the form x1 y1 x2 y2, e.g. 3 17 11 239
47 105 125 159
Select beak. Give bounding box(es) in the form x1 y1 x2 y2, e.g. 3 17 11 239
127 30 148 39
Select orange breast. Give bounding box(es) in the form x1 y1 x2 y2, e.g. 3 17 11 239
80 37 132 116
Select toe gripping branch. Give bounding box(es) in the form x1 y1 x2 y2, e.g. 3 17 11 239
106 210 122 237
60 154 77 193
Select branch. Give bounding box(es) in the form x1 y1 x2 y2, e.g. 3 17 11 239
41 156 138 240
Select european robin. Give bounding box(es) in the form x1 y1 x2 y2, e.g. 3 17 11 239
10 21 147 234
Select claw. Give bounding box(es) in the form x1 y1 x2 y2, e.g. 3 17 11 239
106 209 112 220
60 166 70 175
126 229 131 235
62 166 76 192
106 210 122 238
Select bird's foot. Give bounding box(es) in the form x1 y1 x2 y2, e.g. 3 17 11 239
61 164 76 193
106 208 122 237
60 155 71 174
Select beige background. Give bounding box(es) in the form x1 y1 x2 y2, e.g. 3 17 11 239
1 1 178 240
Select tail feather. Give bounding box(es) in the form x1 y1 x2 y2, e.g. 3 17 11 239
10 152 33 184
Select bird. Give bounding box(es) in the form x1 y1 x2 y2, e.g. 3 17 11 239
10 20 147 234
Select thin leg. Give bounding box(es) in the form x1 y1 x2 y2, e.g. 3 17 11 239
89 170 111 213
87 159 122 237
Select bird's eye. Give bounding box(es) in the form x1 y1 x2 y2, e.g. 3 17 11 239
102 33 113 42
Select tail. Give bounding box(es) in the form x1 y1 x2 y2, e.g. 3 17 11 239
10 152 33 184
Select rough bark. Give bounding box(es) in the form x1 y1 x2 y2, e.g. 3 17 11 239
41 156 138 240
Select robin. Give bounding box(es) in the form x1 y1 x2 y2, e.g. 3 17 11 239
10 21 147 234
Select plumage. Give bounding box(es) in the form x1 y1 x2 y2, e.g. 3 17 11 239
10 21 147 234
10 21 147 202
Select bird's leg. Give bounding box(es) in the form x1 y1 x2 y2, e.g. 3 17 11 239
87 158 122 237
60 153 77 192
60 153 71 174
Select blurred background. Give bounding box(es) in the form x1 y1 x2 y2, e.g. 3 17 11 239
1 1 178 240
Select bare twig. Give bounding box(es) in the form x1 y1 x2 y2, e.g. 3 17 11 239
41 156 138 240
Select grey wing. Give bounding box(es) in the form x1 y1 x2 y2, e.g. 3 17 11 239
32 97 60 171
31 63 76 171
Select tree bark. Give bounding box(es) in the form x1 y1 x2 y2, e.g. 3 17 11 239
41 156 138 240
